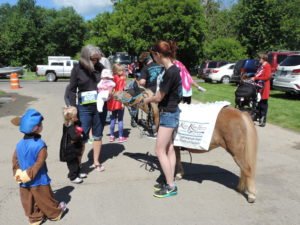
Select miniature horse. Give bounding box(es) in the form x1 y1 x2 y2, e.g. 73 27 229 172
114 87 258 203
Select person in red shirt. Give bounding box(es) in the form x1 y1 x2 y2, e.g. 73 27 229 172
252 53 271 127
107 64 128 143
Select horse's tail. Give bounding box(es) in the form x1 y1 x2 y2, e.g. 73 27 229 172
238 111 258 199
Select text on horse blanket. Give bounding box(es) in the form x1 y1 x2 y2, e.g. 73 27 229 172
174 101 230 150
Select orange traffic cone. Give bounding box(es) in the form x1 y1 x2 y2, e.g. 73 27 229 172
10 73 20 89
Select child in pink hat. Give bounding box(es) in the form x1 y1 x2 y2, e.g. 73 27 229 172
97 69 116 112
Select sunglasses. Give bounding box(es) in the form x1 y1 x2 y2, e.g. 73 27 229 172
90 57 99 61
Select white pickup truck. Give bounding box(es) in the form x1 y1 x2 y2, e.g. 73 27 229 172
36 56 78 82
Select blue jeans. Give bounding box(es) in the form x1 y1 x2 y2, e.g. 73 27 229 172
110 109 125 137
159 108 180 128
77 103 107 141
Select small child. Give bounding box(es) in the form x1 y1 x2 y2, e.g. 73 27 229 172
11 108 67 225
97 69 116 112
59 106 86 184
107 64 128 143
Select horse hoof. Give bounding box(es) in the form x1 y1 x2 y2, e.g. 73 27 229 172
247 193 256 203
175 173 183 180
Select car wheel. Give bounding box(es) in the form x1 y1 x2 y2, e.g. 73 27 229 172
46 72 57 82
221 76 230 84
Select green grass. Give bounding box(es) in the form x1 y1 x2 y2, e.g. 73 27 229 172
192 82 300 132
21 71 45 81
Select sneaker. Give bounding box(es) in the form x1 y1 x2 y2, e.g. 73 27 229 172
131 120 137 128
109 136 115 142
59 201 67 212
71 177 83 184
153 182 166 191
79 173 87 178
118 137 128 143
51 202 67 221
153 184 177 198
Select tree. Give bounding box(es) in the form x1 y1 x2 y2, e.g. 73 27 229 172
232 0 299 56
203 37 247 61
86 0 206 68
0 1 86 69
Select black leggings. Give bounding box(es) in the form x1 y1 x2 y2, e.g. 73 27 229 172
182 96 191 104
67 158 80 180
258 99 268 119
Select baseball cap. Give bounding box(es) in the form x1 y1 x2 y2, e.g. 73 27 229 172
19 108 44 134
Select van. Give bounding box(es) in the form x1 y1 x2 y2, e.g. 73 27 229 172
230 59 260 84
197 60 228 80
267 51 300 87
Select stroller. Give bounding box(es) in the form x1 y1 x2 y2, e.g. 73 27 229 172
235 79 263 121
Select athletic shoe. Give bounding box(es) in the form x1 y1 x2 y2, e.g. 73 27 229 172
109 136 115 142
118 137 128 143
71 177 83 184
59 201 67 212
79 173 87 178
153 185 177 198
153 182 166 191
131 120 137 128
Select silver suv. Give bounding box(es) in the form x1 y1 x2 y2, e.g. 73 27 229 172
273 54 300 95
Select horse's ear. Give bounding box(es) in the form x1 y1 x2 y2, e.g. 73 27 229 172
11 117 21 126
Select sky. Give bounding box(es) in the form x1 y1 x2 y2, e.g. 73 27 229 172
0 0 235 20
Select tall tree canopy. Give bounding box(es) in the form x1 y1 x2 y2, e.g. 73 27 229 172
86 0 206 68
0 0 86 69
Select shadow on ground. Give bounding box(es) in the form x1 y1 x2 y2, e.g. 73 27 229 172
0 92 37 118
123 151 239 192
270 92 300 100
53 185 74 204
82 143 126 173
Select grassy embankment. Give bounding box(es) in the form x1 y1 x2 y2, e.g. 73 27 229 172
192 81 300 132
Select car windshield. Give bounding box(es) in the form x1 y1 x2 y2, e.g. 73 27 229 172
112 55 132 64
280 55 300 66
208 62 217 68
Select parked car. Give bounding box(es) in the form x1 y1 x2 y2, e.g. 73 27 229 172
36 56 78 82
273 54 300 95
197 60 228 80
207 63 235 84
267 51 300 87
230 59 260 84
109 52 135 76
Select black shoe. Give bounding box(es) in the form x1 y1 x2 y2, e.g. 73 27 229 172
131 120 137 128
153 182 166 191
259 116 266 127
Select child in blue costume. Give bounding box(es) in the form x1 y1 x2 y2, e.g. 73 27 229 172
12 108 67 225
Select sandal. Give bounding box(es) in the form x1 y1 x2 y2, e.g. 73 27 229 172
90 164 105 172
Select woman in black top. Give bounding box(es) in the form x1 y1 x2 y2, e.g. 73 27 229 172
68 45 106 172
144 40 182 198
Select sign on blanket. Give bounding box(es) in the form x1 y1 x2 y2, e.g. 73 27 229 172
174 101 230 150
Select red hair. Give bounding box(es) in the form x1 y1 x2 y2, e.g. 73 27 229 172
150 40 177 59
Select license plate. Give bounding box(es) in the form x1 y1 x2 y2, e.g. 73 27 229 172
280 71 287 76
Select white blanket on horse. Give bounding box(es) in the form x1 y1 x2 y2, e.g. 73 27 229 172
174 101 230 150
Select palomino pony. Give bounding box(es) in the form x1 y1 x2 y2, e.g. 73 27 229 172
114 87 258 203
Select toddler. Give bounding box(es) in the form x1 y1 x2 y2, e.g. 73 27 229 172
97 69 115 112
12 108 67 225
59 106 87 184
